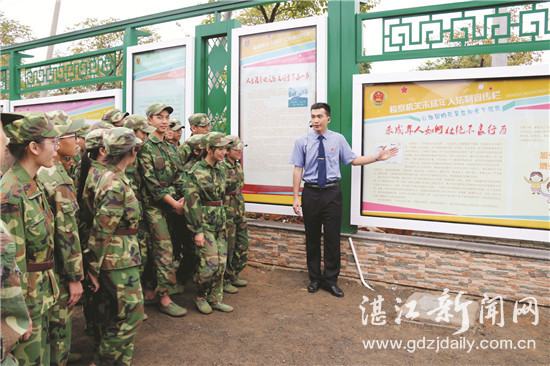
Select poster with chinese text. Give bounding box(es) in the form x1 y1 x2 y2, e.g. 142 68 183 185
132 46 186 121
352 67 549 240
239 25 318 207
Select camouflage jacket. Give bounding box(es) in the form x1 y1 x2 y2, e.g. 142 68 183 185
38 162 84 282
0 163 59 317
223 158 246 221
138 135 185 206
125 165 140 199
87 167 141 276
182 155 202 183
0 219 31 362
184 159 226 234
177 140 191 167
79 160 108 250
70 154 82 191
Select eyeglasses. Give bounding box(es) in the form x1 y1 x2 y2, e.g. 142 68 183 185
45 138 60 149
58 134 78 141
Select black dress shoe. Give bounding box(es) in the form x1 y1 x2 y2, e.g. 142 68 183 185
324 284 344 298
307 281 321 293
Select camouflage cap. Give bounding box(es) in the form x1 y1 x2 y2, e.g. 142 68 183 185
1 112 26 126
76 123 91 138
226 135 247 150
123 114 156 133
186 134 206 150
188 113 210 127
103 127 142 155
85 129 107 150
101 109 129 124
3 111 67 143
90 120 115 132
169 118 184 131
146 103 174 118
46 110 85 134
204 131 229 148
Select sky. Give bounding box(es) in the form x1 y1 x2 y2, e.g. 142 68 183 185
1 0 548 73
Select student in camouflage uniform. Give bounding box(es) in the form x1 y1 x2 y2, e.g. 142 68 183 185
122 115 156 297
0 111 65 365
0 113 32 365
137 103 187 317
177 133 206 284
168 119 183 147
77 128 110 342
181 134 206 175
223 136 250 294
101 109 129 127
37 111 85 366
87 127 144 366
185 132 233 314
178 113 211 165
69 123 90 188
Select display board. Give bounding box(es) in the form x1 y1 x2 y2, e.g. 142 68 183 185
0 100 8 113
350 65 549 241
231 16 327 215
10 90 122 122
127 39 194 137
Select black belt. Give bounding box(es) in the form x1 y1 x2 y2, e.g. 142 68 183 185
304 181 339 190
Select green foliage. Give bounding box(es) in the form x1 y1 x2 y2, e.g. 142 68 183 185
0 11 35 66
0 11 36 98
202 0 379 25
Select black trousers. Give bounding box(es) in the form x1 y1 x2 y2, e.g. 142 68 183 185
302 185 342 285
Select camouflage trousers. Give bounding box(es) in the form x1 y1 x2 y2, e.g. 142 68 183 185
224 218 249 283
136 218 155 291
143 205 180 296
195 230 227 304
49 275 73 366
13 306 53 366
94 267 144 366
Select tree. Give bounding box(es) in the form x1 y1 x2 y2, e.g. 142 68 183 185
0 11 35 66
0 11 36 98
203 0 379 73
48 18 162 95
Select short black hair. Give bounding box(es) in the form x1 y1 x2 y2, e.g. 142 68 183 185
311 102 330 117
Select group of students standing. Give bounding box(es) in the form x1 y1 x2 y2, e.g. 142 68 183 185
0 102 249 366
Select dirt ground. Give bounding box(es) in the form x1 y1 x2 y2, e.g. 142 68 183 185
71 264 550 366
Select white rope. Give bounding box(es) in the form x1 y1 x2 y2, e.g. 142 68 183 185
348 237 374 290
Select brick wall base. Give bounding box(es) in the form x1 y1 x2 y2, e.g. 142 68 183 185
247 220 550 306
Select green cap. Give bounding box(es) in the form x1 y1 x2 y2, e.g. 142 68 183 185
226 135 247 150
146 103 174 118
85 129 107 150
46 110 85 134
101 109 129 124
103 127 142 155
188 113 210 127
3 111 66 143
204 131 229 148
76 123 91 138
90 120 115 132
169 118 184 131
123 114 156 133
1 112 26 126
186 134 206 150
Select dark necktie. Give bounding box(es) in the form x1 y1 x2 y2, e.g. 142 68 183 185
317 135 327 187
